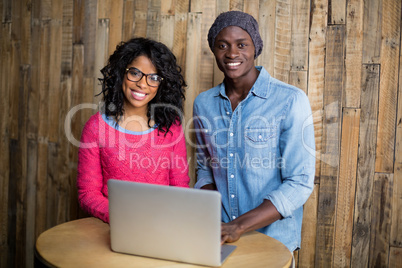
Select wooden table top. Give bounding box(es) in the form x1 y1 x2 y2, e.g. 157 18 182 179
35 217 292 268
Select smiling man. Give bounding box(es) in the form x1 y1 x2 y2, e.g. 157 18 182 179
193 11 316 255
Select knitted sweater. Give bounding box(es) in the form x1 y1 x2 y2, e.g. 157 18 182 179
77 112 190 223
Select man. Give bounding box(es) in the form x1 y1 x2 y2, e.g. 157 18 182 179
193 11 315 252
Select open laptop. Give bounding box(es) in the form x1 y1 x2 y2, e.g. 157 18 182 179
107 179 236 266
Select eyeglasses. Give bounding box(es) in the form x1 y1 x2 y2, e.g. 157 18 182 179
125 67 163 87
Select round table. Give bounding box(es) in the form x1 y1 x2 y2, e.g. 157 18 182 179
35 217 292 267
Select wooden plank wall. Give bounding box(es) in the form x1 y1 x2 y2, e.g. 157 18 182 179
1 0 401 267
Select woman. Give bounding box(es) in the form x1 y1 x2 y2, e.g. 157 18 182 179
77 38 190 223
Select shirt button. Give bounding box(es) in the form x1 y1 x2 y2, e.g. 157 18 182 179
258 134 262 139
230 174 234 178
231 194 235 198
230 153 233 157
205 129 208 133
230 132 234 137
226 111 230 115
232 216 236 220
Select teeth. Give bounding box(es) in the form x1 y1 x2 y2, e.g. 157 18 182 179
132 91 146 97
227 62 240 67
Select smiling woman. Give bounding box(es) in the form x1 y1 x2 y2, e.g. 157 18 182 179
76 38 190 224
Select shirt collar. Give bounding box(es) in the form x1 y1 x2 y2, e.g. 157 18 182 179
215 66 271 99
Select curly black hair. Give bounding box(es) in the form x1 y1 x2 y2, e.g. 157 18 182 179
99 37 186 135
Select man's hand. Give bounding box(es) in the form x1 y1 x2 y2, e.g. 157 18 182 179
221 221 243 244
220 200 283 244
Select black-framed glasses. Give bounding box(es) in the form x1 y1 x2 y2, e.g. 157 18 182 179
125 67 163 87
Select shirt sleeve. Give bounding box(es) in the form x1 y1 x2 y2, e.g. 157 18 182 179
193 102 215 189
168 124 190 187
265 90 316 218
77 115 110 223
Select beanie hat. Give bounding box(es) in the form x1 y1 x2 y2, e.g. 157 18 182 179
207 11 263 59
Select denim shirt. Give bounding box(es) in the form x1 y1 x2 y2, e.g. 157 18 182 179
193 66 315 251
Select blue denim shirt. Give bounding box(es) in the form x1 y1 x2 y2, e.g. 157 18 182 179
193 66 315 251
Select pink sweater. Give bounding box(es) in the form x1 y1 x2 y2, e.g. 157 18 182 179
77 112 190 223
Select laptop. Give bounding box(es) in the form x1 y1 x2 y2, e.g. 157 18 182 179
107 179 236 266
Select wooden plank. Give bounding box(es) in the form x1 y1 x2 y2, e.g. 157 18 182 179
72 0 84 43
83 0 97 77
389 247 402 268
289 70 307 94
315 25 345 267
25 139 38 268
229 0 243 11
375 0 401 173
13 0 31 65
9 39 21 140
160 15 175 50
133 0 148 38
184 12 202 185
351 64 380 268
15 65 30 268
122 0 135 41
344 0 363 108
298 184 318 268
99 0 123 56
329 0 346 25
61 0 73 77
368 173 393 268
333 108 360 267
391 37 402 247
161 0 174 15
37 20 51 140
291 0 310 72
256 0 276 76
199 0 215 92
2 0 11 23
216 0 230 15
48 19 62 142
57 77 72 224
307 0 327 183
34 140 48 238
243 0 259 22
70 44 84 165
0 22 11 268
146 0 161 41
94 18 109 105
8 139 19 268
273 0 291 83
172 0 189 74
46 142 59 228
362 0 382 64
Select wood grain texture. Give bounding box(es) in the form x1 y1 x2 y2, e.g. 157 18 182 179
298 184 318 268
375 0 401 173
0 21 11 268
362 0 382 64
333 108 360 267
392 39 402 247
256 0 276 75
291 0 309 72
307 0 327 183
184 12 202 186
315 25 345 268
369 173 393 268
344 0 363 108
329 0 346 24
273 0 291 83
351 64 380 268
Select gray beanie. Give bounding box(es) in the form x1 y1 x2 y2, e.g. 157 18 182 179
207 11 263 59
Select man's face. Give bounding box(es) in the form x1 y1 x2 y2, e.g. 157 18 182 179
213 26 256 81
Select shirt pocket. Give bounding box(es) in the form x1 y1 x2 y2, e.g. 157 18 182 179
245 126 278 148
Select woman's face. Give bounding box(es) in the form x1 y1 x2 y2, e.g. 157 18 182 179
122 55 159 117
